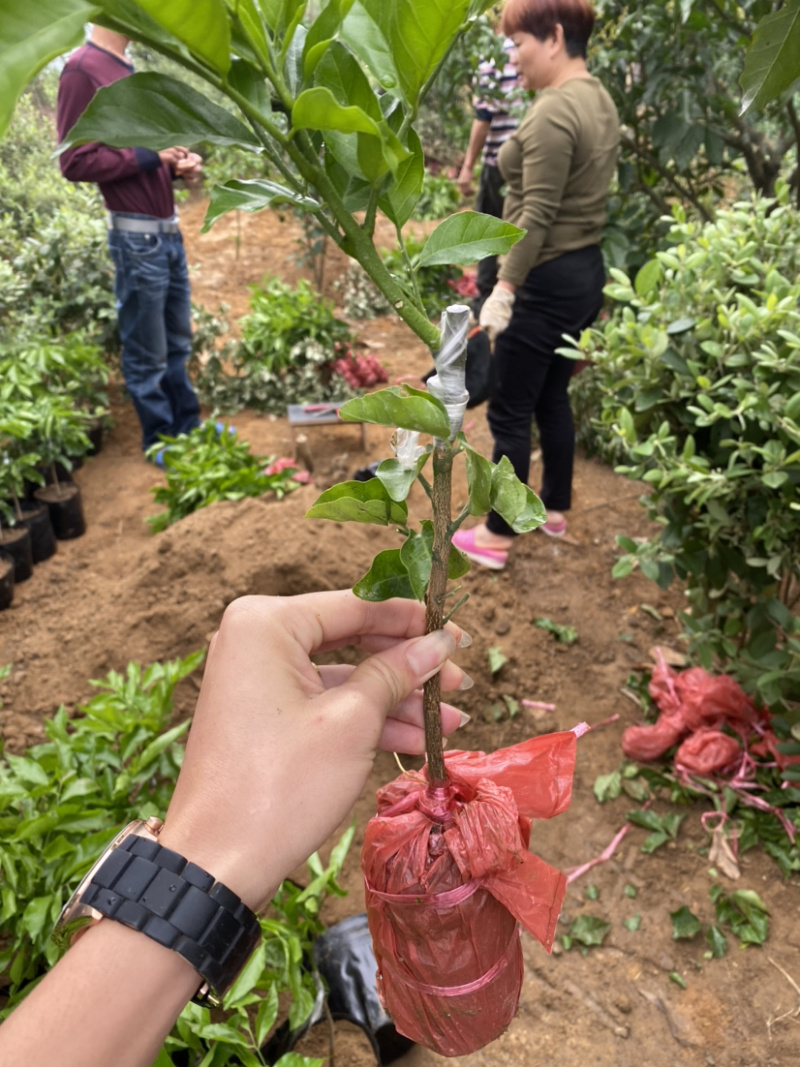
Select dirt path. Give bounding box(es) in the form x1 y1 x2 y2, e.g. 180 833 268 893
1 201 797 1067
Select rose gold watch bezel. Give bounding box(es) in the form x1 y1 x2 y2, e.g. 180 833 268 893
52 816 164 949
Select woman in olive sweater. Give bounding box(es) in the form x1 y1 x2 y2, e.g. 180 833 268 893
453 0 619 570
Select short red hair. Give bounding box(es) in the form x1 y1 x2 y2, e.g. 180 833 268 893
501 0 596 58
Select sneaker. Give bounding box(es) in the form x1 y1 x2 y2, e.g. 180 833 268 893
451 527 508 570
540 517 567 539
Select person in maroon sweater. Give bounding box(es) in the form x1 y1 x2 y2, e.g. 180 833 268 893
57 25 203 456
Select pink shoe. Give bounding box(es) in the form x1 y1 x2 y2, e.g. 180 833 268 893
540 517 567 539
452 527 508 570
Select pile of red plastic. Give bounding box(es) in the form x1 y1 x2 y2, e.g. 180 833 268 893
362 731 579 1057
621 657 799 777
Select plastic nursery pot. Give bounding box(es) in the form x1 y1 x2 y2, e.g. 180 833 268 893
0 549 15 610
17 503 57 563
34 483 86 541
261 914 414 1067
86 419 105 456
0 524 34 582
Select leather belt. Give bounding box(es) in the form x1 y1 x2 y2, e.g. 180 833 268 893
108 214 180 234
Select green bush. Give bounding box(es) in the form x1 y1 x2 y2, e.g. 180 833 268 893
146 422 306 531
0 656 351 1067
414 168 461 221
195 276 358 414
564 188 800 712
0 81 118 354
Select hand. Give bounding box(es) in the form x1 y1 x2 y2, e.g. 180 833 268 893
157 146 188 168
159 591 471 910
457 164 475 198
479 283 516 343
174 151 203 186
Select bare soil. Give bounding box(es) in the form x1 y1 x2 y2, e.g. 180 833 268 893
1 199 798 1067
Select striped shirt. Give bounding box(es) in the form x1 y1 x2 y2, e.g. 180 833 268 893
473 38 524 167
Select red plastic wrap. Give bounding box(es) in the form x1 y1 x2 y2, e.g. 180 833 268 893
362 731 578 1057
622 660 758 762
675 726 741 775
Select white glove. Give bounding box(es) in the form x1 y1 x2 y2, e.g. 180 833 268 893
479 285 516 343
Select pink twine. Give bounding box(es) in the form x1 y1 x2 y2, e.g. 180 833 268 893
565 821 632 883
380 926 520 997
522 700 557 711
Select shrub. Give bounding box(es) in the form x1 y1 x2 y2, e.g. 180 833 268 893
146 422 306 531
563 188 800 712
195 276 358 414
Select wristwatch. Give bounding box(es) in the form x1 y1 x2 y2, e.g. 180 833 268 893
53 817 261 1005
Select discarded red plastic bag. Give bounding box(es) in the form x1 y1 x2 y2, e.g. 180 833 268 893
675 726 741 775
622 659 758 763
362 730 579 1057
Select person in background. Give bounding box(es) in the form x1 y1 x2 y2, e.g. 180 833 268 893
0 591 473 1067
57 25 204 461
453 0 619 568
456 34 523 315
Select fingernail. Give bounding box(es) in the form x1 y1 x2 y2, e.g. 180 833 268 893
407 629 457 679
456 672 474 691
457 629 473 648
458 711 471 727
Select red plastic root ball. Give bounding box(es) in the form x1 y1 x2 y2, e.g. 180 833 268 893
675 726 742 775
362 731 579 1057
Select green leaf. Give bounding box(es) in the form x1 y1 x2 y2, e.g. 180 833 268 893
488 646 507 675
568 915 611 948
461 441 493 515
489 455 547 533
258 0 307 35
132 0 231 73
303 0 357 78
399 525 434 601
634 259 662 298
0 0 91 139
5 754 50 787
273 1054 324 1067
375 452 428 502
416 211 525 269
251 983 279 1047
60 73 260 153
623 915 641 931
203 180 319 231
379 127 424 227
741 0 800 113
353 549 415 601
305 480 408 526
669 972 687 989
670 906 702 940
21 895 53 941
339 386 451 438
585 884 599 901
593 771 622 803
705 925 728 958
353 0 471 105
223 941 266 1007
624 884 637 899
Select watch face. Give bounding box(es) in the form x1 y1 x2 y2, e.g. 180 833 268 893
52 820 150 949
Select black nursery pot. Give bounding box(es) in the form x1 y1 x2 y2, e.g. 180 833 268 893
34 483 86 541
86 419 104 456
18 503 57 563
0 550 15 610
0 524 34 582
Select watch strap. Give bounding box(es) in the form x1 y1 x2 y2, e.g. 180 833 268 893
78 833 260 1000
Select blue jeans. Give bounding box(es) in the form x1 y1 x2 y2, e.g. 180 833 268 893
108 218 201 450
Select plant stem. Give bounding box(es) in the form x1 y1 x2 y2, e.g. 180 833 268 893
423 442 454 785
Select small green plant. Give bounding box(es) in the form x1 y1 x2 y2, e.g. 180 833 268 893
414 167 461 221
627 808 686 853
0 652 203 995
487 646 508 676
195 277 358 415
146 423 305 532
535 618 579 644
561 915 611 953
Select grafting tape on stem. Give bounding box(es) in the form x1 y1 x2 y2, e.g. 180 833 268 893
427 303 470 441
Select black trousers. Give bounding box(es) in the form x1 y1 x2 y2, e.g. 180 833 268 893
486 245 605 537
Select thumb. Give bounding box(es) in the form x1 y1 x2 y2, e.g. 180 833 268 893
342 628 457 720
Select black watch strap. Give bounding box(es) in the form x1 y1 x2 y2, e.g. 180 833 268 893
79 833 260 1000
